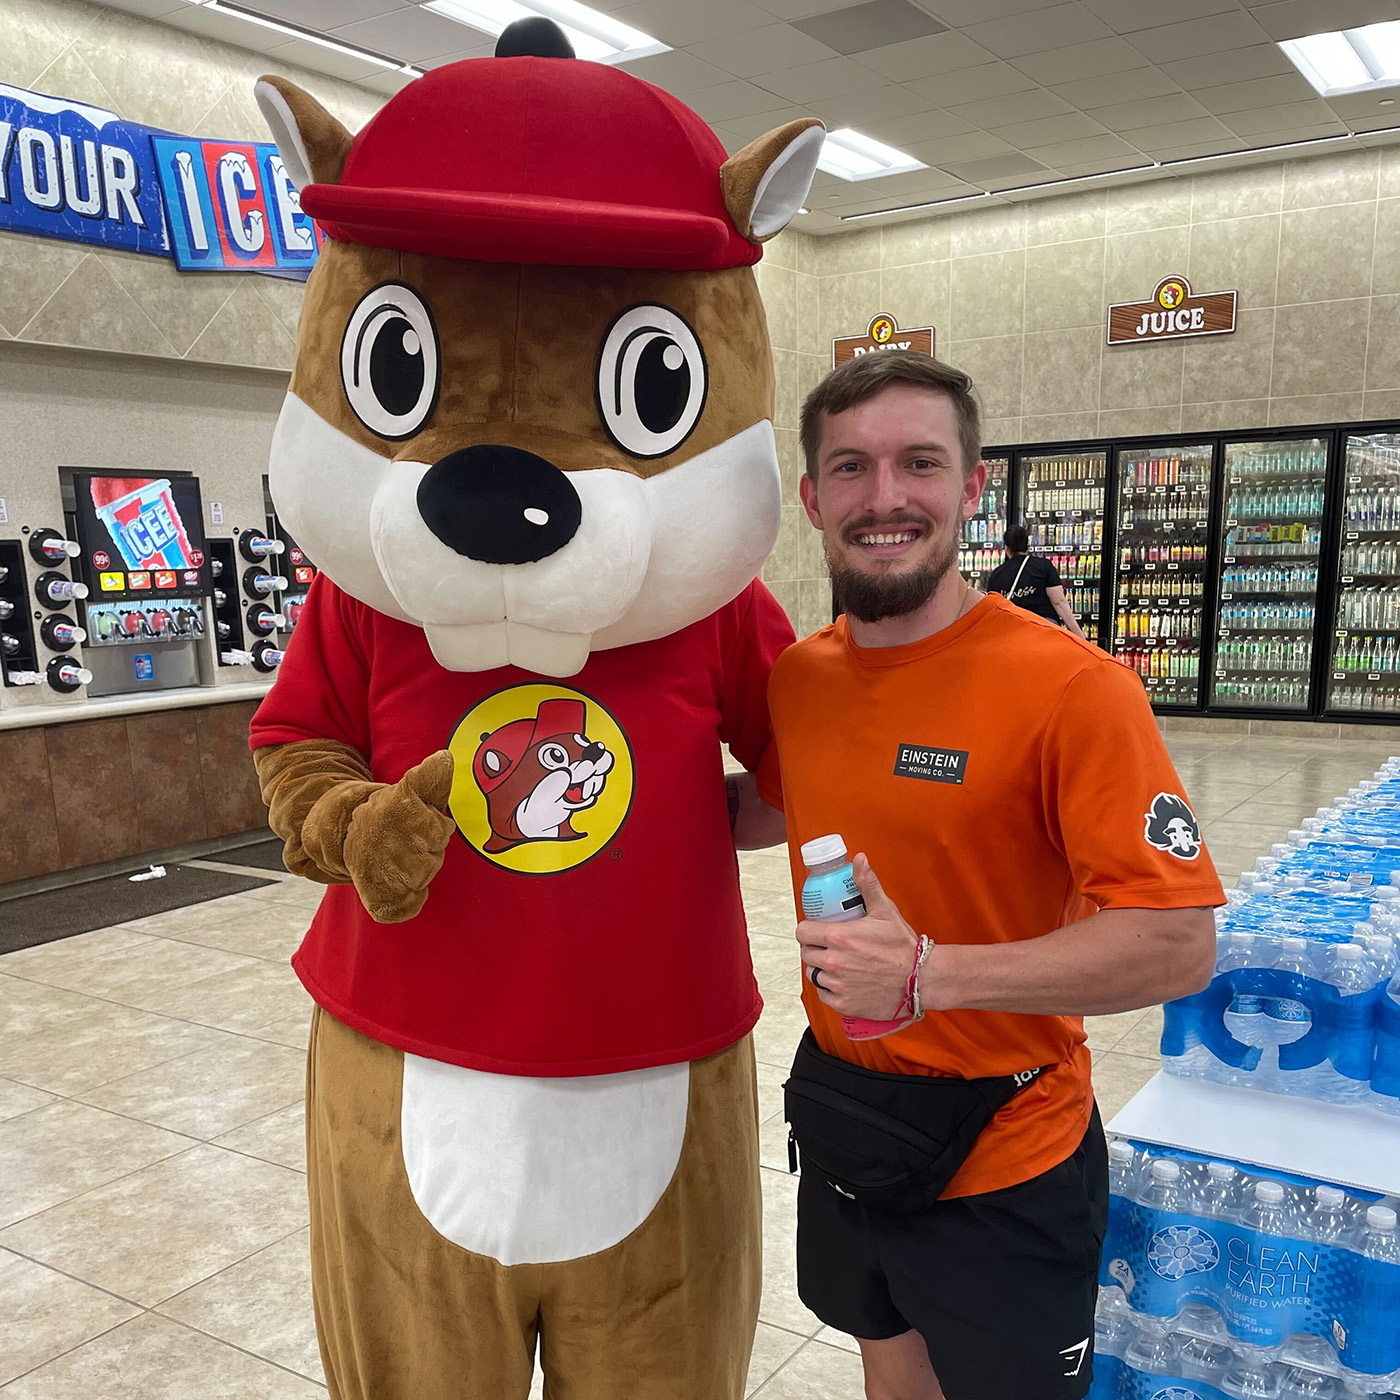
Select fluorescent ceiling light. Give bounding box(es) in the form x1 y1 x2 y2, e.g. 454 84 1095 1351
422 0 668 63
817 127 926 182
189 0 421 71
1281 20 1400 97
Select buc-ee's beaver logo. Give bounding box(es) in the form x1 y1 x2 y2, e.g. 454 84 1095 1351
447 684 635 875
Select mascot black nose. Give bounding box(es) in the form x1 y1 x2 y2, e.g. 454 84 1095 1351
417 445 583 566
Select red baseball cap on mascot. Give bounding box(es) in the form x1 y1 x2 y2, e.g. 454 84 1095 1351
299 16 777 271
473 698 588 795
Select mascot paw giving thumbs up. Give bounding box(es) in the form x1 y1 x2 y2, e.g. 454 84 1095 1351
247 17 821 1400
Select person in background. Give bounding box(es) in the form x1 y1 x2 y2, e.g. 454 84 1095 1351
986 524 1087 639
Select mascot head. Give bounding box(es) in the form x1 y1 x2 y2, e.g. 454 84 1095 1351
256 21 822 677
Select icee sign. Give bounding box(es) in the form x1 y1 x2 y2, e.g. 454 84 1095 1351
150 136 323 274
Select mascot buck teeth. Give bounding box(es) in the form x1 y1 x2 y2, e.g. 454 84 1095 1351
247 17 821 1400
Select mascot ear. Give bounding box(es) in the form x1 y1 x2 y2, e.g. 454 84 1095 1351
721 118 824 243
255 76 353 190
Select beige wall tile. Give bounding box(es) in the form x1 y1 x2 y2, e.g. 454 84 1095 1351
1379 147 1400 201
20 256 177 357
1362 389 1400 419
774 427 804 506
1098 405 1183 437
764 229 800 272
949 250 1026 341
879 261 951 341
185 283 298 372
1282 149 1379 210
798 576 833 638
1187 214 1280 311
944 335 1023 419
1100 340 1184 410
1020 411 1100 442
1276 204 1376 305
0 0 100 90
982 416 1021 447
807 227 882 277
0 233 86 339
252 277 306 342
881 218 951 267
762 505 805 583
30 43 119 114
1023 238 1105 333
950 204 1027 258
1268 393 1364 426
1106 179 1192 235
1191 165 1284 223
1270 299 1369 397
1023 327 1102 416
1180 397 1270 434
100 252 242 359
759 263 798 353
1371 198 1400 296
1180 308 1275 404
1366 295 1400 390
1025 191 1106 248
797 270 820 357
772 348 802 432
816 271 882 350
1105 225 1191 306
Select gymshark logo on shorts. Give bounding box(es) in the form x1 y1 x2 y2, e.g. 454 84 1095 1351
1059 1337 1090 1377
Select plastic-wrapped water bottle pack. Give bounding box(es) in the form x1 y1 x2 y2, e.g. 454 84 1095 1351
1160 759 1400 1112
1091 1142 1400 1399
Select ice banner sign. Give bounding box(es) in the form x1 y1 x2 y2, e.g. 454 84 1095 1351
0 84 168 257
0 82 320 279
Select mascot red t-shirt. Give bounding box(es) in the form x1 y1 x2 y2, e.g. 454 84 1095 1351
250 572 791 1076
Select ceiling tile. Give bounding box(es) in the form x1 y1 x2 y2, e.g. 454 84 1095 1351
1230 124 1353 147
855 30 997 81
813 84 933 125
720 105 822 139
905 131 1020 163
686 22 837 77
94 0 188 18
1124 10 1272 65
332 7 484 60
1158 43 1297 90
754 0 856 18
1091 92 1210 131
1225 99 1348 135
1049 66 1181 108
1195 72 1321 115
262 35 388 79
1125 115 1245 149
946 151 1052 183
995 111 1112 145
901 61 1039 106
1012 36 1146 85
682 79 797 120
1249 0 1400 42
1328 90 1400 120
752 55 889 100
1082 0 1236 32
1153 137 1252 162
1030 131 1144 163
963 3 1114 59
615 49 734 92
249 0 408 29
420 42 495 67
862 108 979 144
608 0 774 47
949 86 1074 128
925 0 1082 22
166 4 294 51
792 0 947 53
357 69 415 96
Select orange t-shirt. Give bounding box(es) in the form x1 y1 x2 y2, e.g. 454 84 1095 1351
757 593 1225 1198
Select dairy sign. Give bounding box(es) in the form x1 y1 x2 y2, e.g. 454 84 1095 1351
0 83 320 278
833 312 934 368
1108 275 1237 346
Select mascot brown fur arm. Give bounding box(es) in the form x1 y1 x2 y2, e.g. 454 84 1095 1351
256 742 455 922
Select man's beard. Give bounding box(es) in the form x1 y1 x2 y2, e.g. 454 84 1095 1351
827 525 960 624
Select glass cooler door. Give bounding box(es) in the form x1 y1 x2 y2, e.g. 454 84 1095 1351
1017 447 1108 646
1211 436 1327 712
958 452 1009 587
1110 443 1213 708
1328 430 1400 717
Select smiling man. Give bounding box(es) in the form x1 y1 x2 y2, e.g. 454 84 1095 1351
751 351 1224 1400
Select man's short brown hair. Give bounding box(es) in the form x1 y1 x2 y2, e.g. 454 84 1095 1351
799 350 982 479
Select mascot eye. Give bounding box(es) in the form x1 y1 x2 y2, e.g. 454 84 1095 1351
539 744 571 770
596 304 708 459
340 283 441 440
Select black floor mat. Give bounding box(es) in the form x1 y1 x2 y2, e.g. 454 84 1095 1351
0 864 275 953
213 838 290 872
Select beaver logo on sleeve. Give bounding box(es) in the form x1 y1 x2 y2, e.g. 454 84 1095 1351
1144 792 1202 861
474 698 614 853
448 684 635 875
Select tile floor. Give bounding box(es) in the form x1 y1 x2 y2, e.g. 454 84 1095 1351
0 730 1396 1397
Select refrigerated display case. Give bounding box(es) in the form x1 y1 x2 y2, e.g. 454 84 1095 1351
1018 447 1107 645
1110 443 1213 708
1210 435 1328 712
1327 430 1400 716
958 452 1010 586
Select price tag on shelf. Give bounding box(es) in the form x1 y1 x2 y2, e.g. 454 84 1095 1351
1342 576 1354 583
1226 519 1238 527
1195 520 1208 528
1370 672 1382 681
1167 563 1179 570
1222 593 1233 600
1346 533 1359 540
1335 672 1346 680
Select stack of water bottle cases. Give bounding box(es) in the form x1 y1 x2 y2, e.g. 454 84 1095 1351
1094 760 1400 1400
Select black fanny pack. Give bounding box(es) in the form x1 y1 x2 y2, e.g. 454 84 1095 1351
784 1029 1049 1214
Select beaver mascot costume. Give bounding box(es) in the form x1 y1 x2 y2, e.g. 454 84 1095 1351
247 17 822 1400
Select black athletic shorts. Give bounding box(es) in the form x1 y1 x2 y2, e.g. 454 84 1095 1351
796 1103 1109 1400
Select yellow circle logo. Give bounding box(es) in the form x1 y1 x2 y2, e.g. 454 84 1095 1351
447 683 634 875
1156 278 1187 310
869 314 896 343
